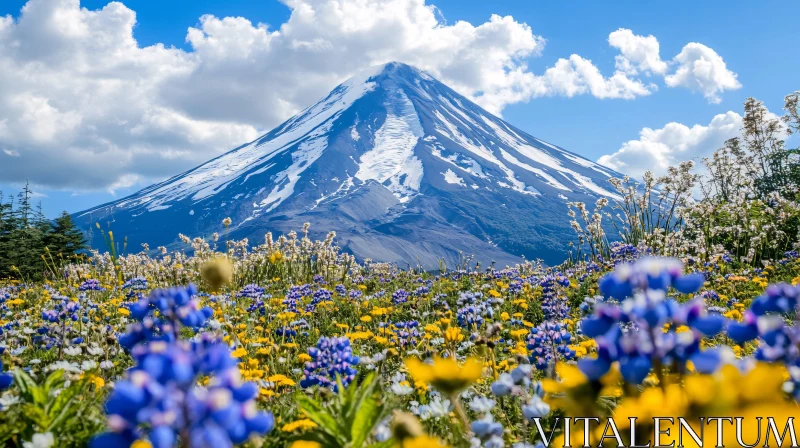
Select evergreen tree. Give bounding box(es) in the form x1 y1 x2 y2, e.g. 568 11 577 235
0 182 88 279
0 192 15 278
47 211 87 257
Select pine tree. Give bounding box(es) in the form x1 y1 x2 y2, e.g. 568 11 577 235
0 182 89 279
47 211 87 258
8 184 46 278
0 192 15 278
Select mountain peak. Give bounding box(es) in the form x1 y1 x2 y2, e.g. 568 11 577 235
74 63 623 268
370 60 421 74
349 61 434 87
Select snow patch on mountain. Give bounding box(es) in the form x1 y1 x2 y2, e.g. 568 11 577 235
433 110 536 196
355 89 424 202
442 169 466 186
499 149 571 191
256 123 330 214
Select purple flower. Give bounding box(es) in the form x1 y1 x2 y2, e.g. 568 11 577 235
300 336 359 390
392 289 410 305
79 279 105 292
93 281 273 448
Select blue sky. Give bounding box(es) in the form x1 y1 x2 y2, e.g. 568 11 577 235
0 0 797 216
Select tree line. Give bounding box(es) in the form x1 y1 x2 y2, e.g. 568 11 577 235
0 182 86 280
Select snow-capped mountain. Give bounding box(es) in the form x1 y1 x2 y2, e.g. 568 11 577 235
74 62 622 268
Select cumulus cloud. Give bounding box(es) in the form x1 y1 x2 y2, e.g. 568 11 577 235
531 55 653 99
0 0 256 190
664 43 742 104
608 28 740 103
0 1 738 191
597 112 743 179
608 28 668 76
0 0 554 190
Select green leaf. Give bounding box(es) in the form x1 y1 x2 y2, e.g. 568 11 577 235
21 403 49 432
350 388 380 447
344 375 378 433
12 368 34 396
294 432 342 448
366 441 395 448
47 380 86 432
13 368 46 406
42 369 66 394
295 393 344 441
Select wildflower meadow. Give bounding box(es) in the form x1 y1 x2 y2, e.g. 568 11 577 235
0 96 799 448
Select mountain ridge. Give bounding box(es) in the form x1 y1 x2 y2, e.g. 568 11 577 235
75 62 623 268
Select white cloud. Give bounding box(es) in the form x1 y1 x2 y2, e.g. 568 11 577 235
532 55 654 99
2 0 554 190
0 0 252 190
608 29 740 104
664 43 741 104
597 111 743 179
0 1 739 191
608 28 668 76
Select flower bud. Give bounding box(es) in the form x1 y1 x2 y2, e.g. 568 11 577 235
391 411 423 442
201 257 233 292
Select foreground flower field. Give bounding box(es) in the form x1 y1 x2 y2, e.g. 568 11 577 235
0 228 799 447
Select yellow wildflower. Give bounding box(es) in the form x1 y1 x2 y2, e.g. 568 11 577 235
400 436 449 448
444 326 464 344
405 357 482 395
510 329 528 340
282 419 318 432
290 442 321 448
268 374 297 387
424 324 441 334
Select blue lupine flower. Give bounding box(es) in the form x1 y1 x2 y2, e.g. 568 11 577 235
238 284 265 299
300 336 359 390
527 321 574 370
539 275 569 322
725 283 800 367
348 289 363 300
305 288 333 312
93 282 273 448
392 289 410 305
390 321 420 347
578 258 727 384
119 284 213 350
79 279 105 291
122 277 149 297
95 337 273 448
